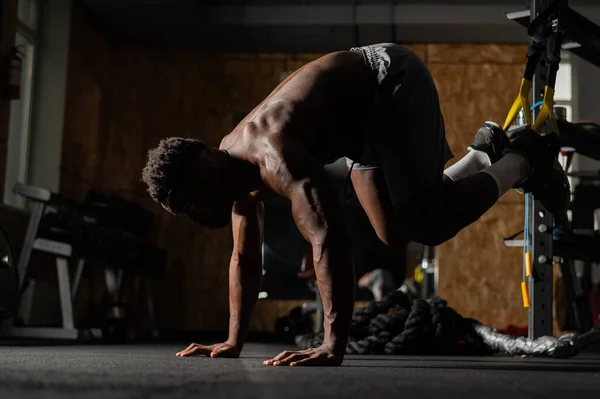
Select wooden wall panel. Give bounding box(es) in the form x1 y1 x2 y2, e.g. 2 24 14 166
427 44 528 64
61 4 112 200
429 44 530 328
59 5 116 327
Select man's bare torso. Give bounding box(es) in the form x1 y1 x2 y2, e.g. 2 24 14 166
219 50 374 201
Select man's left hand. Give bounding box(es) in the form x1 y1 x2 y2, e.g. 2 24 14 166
263 345 343 367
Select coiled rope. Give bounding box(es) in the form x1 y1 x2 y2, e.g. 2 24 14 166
295 290 600 357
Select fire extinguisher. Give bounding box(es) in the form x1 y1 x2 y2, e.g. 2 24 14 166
1 46 23 100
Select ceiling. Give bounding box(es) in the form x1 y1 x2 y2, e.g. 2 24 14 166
80 0 600 52
81 0 600 5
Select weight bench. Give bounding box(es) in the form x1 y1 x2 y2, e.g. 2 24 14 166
1 183 90 339
2 183 161 340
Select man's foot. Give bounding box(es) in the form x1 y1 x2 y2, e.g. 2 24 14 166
468 121 511 164
504 127 570 219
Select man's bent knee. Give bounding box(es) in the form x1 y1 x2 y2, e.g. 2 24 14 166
394 195 455 246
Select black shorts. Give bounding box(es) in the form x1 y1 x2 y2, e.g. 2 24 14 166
346 43 454 206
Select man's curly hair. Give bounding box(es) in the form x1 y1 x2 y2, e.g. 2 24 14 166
141 137 207 204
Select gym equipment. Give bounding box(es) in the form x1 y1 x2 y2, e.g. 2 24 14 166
506 0 600 69
296 290 600 358
1 183 165 341
418 245 437 299
504 225 600 333
557 121 600 162
1 183 85 339
0 224 18 321
502 0 600 340
505 1 566 339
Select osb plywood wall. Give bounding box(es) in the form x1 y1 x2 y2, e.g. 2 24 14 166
62 7 532 332
429 45 530 329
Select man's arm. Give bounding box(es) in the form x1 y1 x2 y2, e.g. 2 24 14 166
227 199 264 349
176 199 264 358
262 137 355 365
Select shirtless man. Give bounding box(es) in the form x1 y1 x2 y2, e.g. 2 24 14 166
141 43 569 367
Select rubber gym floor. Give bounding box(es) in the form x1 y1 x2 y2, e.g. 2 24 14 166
0 341 598 399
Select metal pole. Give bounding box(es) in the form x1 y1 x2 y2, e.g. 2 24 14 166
56 257 75 330
420 245 437 299
16 202 45 288
528 0 555 339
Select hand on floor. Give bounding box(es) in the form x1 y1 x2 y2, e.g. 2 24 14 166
176 342 240 358
263 345 343 367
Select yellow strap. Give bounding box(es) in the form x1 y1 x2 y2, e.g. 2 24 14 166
522 252 532 308
521 281 531 308
532 86 560 135
525 252 532 278
503 78 533 131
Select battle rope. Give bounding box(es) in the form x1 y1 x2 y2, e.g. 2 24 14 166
295 290 600 358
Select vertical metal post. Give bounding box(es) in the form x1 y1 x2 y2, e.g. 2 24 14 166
420 245 437 299
528 0 555 339
16 201 45 288
71 258 85 300
56 257 75 330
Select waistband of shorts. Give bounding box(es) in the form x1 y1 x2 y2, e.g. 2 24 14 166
350 46 379 73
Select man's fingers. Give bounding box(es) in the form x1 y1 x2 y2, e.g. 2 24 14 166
211 349 223 358
263 349 320 366
176 343 197 356
263 350 294 366
289 354 325 367
268 350 312 365
178 348 203 357
177 344 212 357
271 350 293 362
272 353 306 366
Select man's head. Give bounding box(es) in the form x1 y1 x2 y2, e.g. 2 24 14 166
141 137 233 228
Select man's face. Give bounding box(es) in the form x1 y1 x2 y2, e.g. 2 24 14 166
161 151 233 229
163 187 233 229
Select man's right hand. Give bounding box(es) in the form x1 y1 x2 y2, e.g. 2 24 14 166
176 342 240 358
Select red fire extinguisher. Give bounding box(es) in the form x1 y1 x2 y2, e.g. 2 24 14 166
1 46 23 100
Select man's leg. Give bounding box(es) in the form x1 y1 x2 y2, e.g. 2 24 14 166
352 131 569 246
350 155 516 248
443 122 509 181
347 44 567 246
401 151 527 246
350 124 558 247
412 122 525 243
350 168 408 247
349 158 511 248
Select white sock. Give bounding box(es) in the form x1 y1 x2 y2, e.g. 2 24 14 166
444 150 491 181
481 152 528 198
